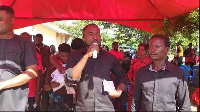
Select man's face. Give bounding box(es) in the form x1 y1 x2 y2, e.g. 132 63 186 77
149 38 169 61
113 43 119 50
189 44 192 48
58 52 70 64
124 56 131 63
138 46 146 57
20 33 32 41
50 46 56 52
35 37 43 45
83 25 101 46
0 10 14 34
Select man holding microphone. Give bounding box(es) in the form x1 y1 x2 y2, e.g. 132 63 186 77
51 24 128 111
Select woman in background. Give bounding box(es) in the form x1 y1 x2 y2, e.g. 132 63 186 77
127 43 151 111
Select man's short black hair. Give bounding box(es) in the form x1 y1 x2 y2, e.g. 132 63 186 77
82 24 99 38
71 38 85 50
35 34 43 39
0 5 14 16
112 41 119 47
58 43 71 53
50 45 55 48
151 34 170 47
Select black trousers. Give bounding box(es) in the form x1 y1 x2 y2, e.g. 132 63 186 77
40 91 49 111
113 92 128 111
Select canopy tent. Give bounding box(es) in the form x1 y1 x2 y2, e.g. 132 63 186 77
0 0 199 32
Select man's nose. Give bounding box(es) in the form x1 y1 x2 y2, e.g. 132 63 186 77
92 35 99 39
150 46 155 51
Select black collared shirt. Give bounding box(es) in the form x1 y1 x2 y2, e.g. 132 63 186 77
0 35 38 111
66 48 128 111
131 62 191 111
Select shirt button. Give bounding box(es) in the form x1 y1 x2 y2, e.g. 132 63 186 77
94 68 97 69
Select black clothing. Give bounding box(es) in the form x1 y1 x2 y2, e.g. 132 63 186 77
131 62 191 111
0 35 38 111
65 48 128 111
35 43 51 111
35 43 51 69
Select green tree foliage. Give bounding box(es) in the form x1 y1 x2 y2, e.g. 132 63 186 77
156 8 199 54
52 8 198 53
112 24 151 48
52 20 84 39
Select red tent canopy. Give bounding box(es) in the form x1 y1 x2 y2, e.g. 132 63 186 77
0 0 199 32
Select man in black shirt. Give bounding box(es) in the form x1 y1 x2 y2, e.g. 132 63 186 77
131 34 191 111
50 24 128 111
0 5 38 111
65 24 128 111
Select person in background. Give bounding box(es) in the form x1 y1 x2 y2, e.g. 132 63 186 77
20 32 32 41
20 32 43 111
50 38 86 73
71 38 86 52
50 45 56 55
0 5 38 111
184 43 195 67
127 43 151 111
121 52 132 74
44 43 74 111
35 33 51 69
35 33 51 111
176 42 184 66
131 34 191 111
102 44 109 51
51 24 128 111
109 41 124 64
103 42 126 111
113 52 132 111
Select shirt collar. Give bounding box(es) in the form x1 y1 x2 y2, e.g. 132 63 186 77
149 61 168 72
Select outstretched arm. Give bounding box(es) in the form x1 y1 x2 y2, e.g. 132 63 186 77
0 64 38 91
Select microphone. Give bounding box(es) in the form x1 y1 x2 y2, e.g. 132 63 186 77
92 43 98 59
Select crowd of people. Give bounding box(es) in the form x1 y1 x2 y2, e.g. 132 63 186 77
0 5 199 111
173 42 199 67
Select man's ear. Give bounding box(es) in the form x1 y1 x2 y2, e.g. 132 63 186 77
165 47 170 54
